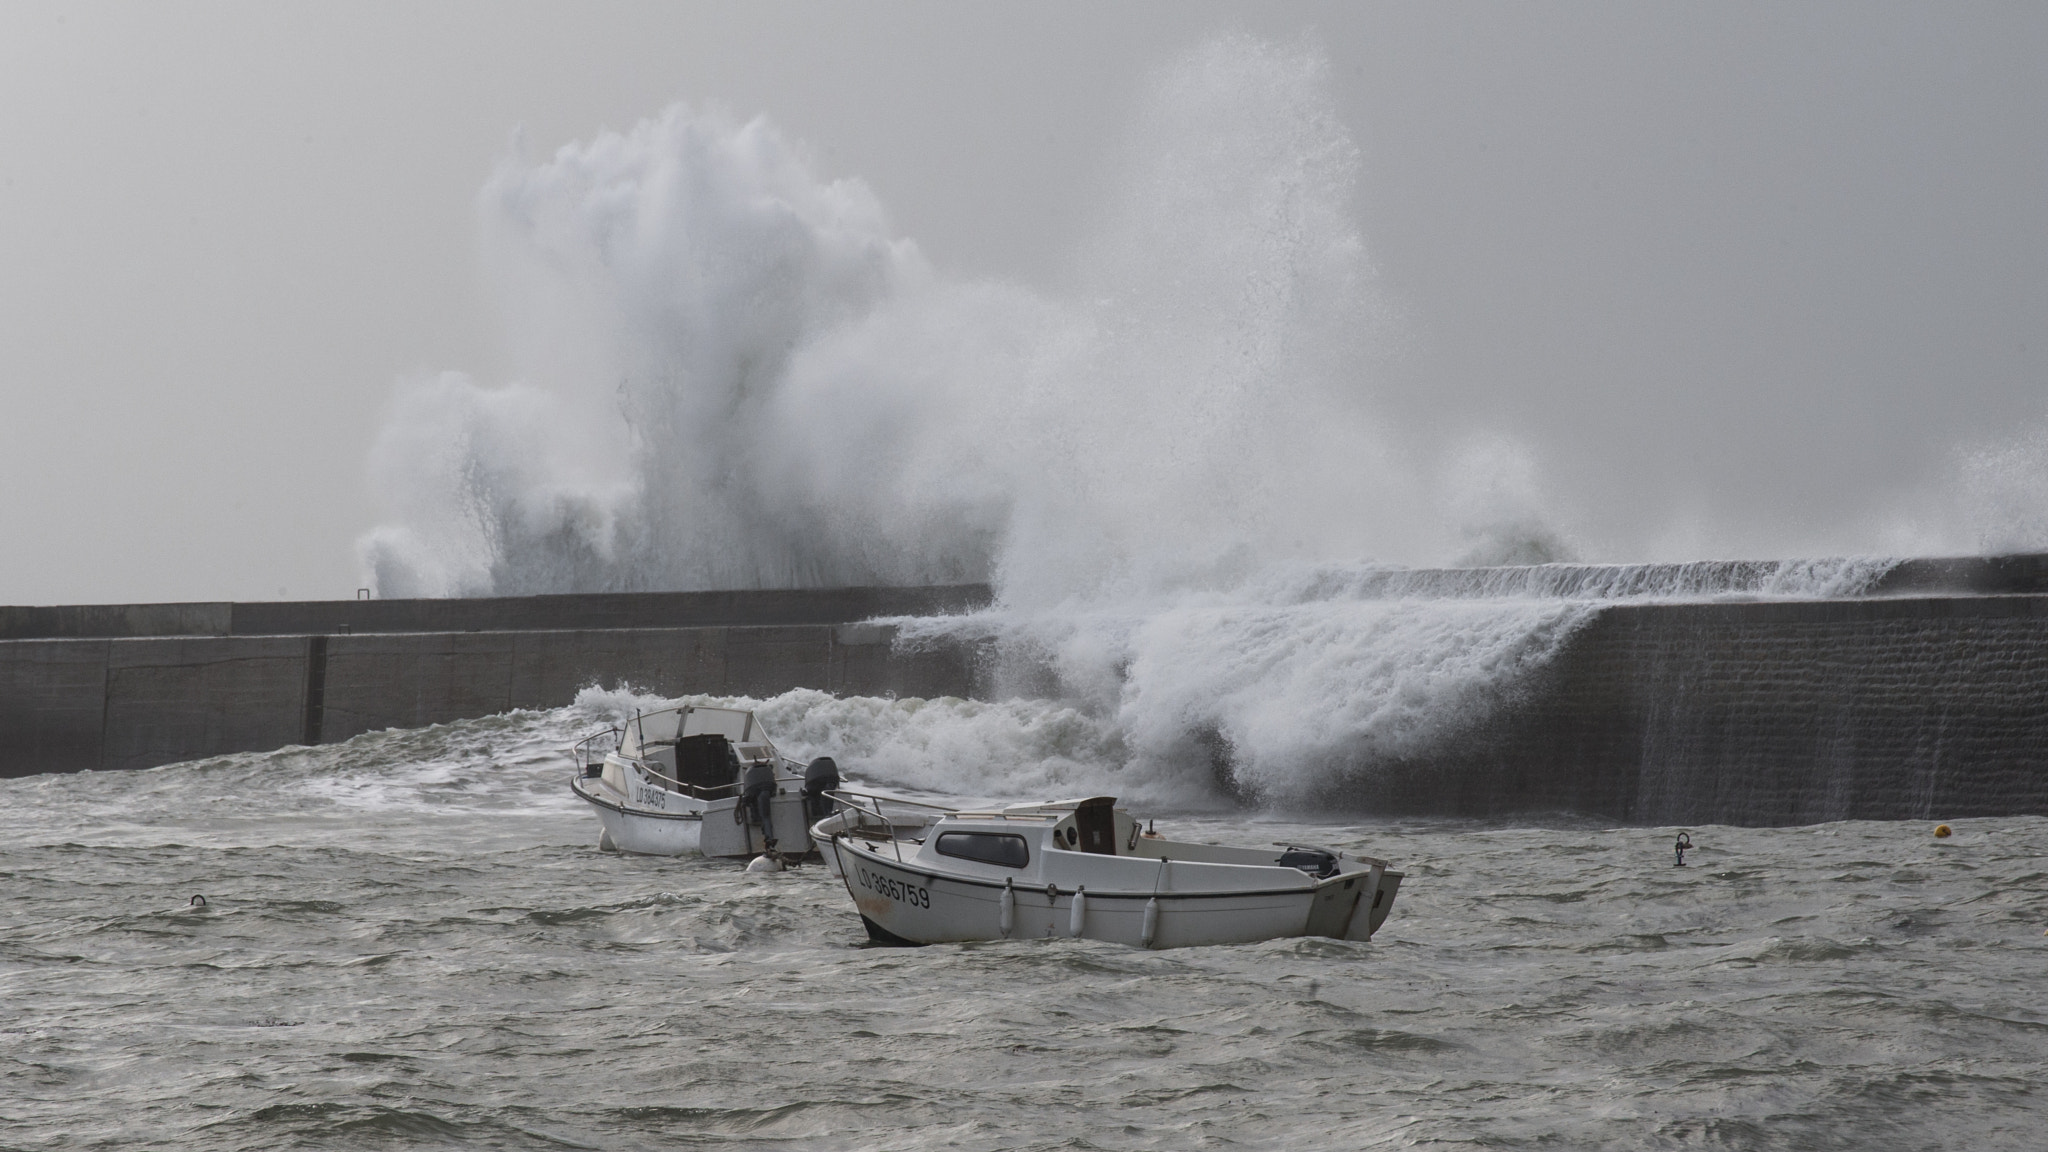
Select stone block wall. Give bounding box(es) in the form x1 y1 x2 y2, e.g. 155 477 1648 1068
0 623 979 777
1355 597 2048 824
7 585 2048 827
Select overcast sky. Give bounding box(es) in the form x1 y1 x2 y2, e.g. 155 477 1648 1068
3 2 2045 604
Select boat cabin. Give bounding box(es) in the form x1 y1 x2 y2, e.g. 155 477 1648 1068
840 795 1370 896
606 704 781 799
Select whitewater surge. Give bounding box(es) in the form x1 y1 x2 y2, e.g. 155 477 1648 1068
341 37 1589 804
357 36 1442 603
350 37 1925 807
886 555 1900 806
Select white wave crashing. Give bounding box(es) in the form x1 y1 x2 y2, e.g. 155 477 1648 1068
352 38 1908 807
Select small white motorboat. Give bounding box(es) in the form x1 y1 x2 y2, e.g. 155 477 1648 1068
811 795 1402 949
568 702 839 860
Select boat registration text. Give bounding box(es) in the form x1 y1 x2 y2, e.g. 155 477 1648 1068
856 865 930 908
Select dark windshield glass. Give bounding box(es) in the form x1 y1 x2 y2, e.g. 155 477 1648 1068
935 832 1030 869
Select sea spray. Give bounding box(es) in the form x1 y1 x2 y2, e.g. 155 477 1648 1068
354 38 1907 806
359 37 1426 603
888 556 1897 805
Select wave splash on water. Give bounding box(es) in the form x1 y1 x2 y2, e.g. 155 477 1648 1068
892 555 1896 805
357 36 1439 603
351 38 1916 805
155 557 1892 814
195 554 1886 814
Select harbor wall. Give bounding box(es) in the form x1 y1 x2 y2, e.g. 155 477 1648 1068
5 572 2048 826
1355 595 2048 825
0 622 978 777
0 584 993 640
0 586 990 778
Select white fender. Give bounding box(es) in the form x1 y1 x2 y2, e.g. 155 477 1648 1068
999 878 1015 937
745 854 782 873
1141 896 1159 948
1069 886 1087 937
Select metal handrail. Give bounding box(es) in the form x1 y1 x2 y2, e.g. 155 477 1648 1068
823 789 890 835
568 726 622 772
593 754 745 801
826 790 905 862
834 789 955 813
571 721 803 800
821 789 953 864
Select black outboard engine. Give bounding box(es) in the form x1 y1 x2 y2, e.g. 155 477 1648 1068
800 757 840 826
1277 846 1340 880
740 760 778 849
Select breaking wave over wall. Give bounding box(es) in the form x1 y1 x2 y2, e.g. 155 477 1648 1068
885 557 1899 807
356 38 1929 808
359 36 1443 603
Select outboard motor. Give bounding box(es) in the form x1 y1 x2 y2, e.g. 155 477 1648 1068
1277 846 1340 880
740 760 777 850
801 757 840 826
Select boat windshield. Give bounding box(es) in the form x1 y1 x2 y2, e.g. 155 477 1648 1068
935 831 1030 869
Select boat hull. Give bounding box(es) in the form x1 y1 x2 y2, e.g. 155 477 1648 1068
571 776 704 855
830 837 1391 949
698 791 824 859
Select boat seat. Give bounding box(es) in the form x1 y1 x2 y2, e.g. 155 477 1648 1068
1074 796 1118 855
672 733 740 793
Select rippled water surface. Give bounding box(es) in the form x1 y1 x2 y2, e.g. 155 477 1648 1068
4 704 2045 1150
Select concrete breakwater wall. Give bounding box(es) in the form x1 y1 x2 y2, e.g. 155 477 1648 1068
0 584 994 641
1358 595 2048 825
0 586 989 778
5 568 2048 826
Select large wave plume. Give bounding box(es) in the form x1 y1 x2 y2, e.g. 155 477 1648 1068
356 38 1920 805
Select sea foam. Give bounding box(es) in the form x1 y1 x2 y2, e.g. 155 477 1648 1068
356 38 1902 805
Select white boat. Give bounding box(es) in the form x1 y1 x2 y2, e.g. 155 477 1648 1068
811 795 1402 949
568 702 838 859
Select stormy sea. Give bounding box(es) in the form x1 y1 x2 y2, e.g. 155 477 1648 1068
10 30 2046 1151
4 692 2044 1150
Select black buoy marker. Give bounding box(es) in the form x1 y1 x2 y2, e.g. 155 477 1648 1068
1673 832 1693 867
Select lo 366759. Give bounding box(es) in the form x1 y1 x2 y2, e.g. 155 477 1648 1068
857 866 930 908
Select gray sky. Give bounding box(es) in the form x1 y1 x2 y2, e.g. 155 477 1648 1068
3 2 2045 604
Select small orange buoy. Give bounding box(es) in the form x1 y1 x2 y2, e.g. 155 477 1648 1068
1933 824 1952 839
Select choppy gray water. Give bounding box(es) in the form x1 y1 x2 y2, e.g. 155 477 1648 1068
4 700 2045 1150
